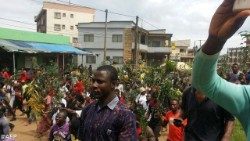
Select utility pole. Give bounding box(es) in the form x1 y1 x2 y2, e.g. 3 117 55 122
198 40 202 47
103 9 108 62
134 16 139 67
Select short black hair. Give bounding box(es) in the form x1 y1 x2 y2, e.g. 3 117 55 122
171 98 179 103
232 63 239 66
97 65 118 81
58 110 68 119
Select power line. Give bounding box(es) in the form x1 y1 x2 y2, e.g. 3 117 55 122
55 0 105 12
0 17 36 25
0 16 112 36
0 22 114 38
139 17 160 30
0 0 165 38
54 0 137 19
108 11 135 18
0 23 36 31
35 0 161 31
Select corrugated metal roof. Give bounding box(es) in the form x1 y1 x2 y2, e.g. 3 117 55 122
0 39 91 55
0 39 39 53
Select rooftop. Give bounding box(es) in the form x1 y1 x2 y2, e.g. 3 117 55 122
0 27 70 44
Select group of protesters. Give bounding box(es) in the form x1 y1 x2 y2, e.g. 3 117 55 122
0 60 245 141
0 1 250 141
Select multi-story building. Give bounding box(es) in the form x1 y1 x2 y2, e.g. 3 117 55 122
170 40 193 63
35 1 95 44
226 47 250 66
244 33 250 47
77 21 172 68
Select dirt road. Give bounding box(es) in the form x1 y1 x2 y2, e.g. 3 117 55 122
9 111 167 141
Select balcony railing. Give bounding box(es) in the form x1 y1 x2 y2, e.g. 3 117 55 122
147 47 171 53
132 43 171 53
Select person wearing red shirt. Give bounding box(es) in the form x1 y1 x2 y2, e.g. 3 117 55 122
73 80 85 94
114 89 126 104
164 99 186 141
1 69 11 79
19 69 28 83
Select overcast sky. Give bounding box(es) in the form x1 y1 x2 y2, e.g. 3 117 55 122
0 0 250 54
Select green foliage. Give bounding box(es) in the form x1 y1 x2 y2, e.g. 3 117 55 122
127 89 140 103
143 66 165 86
232 119 246 141
159 80 172 100
134 105 148 136
163 60 176 73
78 66 91 90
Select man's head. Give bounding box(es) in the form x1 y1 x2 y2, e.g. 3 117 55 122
231 63 239 74
90 65 118 100
195 89 206 102
114 89 120 96
170 99 179 112
139 87 146 95
146 93 151 102
55 110 67 126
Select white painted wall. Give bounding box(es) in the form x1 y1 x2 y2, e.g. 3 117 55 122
78 49 124 69
45 9 94 41
78 28 124 49
78 24 127 68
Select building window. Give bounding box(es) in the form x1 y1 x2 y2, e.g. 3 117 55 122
180 49 185 53
63 13 66 17
152 41 161 47
112 34 123 42
70 26 74 30
54 24 61 31
54 12 61 19
113 56 123 64
70 14 74 18
40 18 44 25
86 55 96 64
84 34 94 42
73 37 78 43
62 25 65 29
141 35 146 44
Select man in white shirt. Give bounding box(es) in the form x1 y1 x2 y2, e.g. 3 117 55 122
135 87 148 110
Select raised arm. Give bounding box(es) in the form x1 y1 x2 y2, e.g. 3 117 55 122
202 0 250 55
192 0 250 121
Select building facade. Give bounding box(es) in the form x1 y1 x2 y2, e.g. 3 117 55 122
77 21 172 68
170 40 193 63
226 47 250 67
35 1 95 43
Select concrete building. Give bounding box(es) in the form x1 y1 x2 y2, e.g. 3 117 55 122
77 21 172 68
226 33 250 66
170 40 193 63
35 1 95 44
226 47 250 67
244 33 250 47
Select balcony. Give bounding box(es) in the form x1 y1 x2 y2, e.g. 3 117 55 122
147 47 171 53
132 43 171 53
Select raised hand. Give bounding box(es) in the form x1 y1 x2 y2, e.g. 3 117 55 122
209 0 250 40
202 0 250 55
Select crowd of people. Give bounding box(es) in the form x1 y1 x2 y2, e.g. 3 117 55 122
0 0 250 141
0 61 247 141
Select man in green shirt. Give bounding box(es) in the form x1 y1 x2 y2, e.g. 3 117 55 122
192 0 250 140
